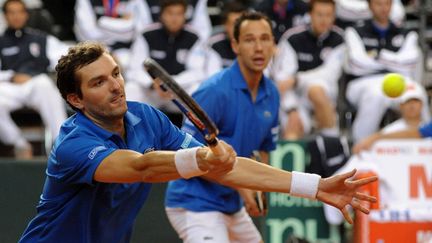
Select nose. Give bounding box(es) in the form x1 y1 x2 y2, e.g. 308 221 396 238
109 76 122 91
255 40 263 51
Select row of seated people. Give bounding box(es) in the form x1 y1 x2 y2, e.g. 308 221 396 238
71 0 407 46
0 0 429 159
0 0 410 39
122 0 428 141
69 0 408 69
0 0 418 48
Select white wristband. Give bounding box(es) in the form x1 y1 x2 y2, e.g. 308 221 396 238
175 147 208 179
290 171 321 199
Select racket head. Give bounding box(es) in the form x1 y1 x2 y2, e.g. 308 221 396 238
143 58 219 145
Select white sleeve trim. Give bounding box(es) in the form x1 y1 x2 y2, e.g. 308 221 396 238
125 34 153 87
344 27 384 76
272 37 298 83
46 35 70 71
172 38 206 94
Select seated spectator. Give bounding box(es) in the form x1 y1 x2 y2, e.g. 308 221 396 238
272 0 344 139
205 0 246 77
125 0 205 127
343 0 423 142
0 0 68 158
323 81 429 226
381 81 429 133
334 0 405 29
353 81 431 154
255 0 310 42
74 0 148 67
0 0 44 33
141 0 212 40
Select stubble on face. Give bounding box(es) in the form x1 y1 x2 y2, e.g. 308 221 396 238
75 53 128 124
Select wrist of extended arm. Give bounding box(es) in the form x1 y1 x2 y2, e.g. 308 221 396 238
175 147 208 179
290 171 321 199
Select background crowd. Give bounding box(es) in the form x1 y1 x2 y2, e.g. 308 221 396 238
0 0 430 161
0 0 429 152
0 0 429 242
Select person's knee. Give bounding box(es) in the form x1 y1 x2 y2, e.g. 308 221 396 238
33 74 57 91
308 86 330 104
283 110 305 139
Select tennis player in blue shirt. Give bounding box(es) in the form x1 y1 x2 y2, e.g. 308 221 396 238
19 41 237 243
20 41 376 243
165 11 373 243
166 11 280 243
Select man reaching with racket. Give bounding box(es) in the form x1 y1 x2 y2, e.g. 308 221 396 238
20 40 375 243
164 11 375 243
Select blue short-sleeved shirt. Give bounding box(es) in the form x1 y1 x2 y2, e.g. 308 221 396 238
165 60 280 214
19 102 201 243
419 122 432 138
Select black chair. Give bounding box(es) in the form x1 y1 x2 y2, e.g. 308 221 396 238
10 107 50 157
27 8 58 37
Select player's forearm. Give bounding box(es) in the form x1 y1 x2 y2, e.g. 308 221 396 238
95 149 212 184
94 150 180 183
132 151 183 182
133 148 215 182
207 157 293 193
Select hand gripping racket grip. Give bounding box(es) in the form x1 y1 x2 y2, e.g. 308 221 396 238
208 138 225 156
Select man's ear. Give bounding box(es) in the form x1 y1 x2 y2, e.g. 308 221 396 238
67 93 83 110
231 39 239 55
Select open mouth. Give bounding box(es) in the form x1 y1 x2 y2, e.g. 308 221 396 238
252 57 265 66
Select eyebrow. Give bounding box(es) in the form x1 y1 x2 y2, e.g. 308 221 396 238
242 32 272 38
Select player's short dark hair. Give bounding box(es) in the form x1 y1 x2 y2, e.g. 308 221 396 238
221 1 247 24
56 41 108 111
160 0 187 14
233 11 273 42
309 0 336 12
2 0 27 14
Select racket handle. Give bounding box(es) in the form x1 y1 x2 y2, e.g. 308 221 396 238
255 191 264 213
209 138 226 156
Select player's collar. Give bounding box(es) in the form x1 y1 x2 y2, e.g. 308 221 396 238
229 60 271 101
76 111 114 140
230 60 248 90
124 109 141 127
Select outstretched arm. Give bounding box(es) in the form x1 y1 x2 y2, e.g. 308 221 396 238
94 140 237 183
206 157 377 224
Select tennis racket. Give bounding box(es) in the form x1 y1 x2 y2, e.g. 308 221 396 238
143 58 225 155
